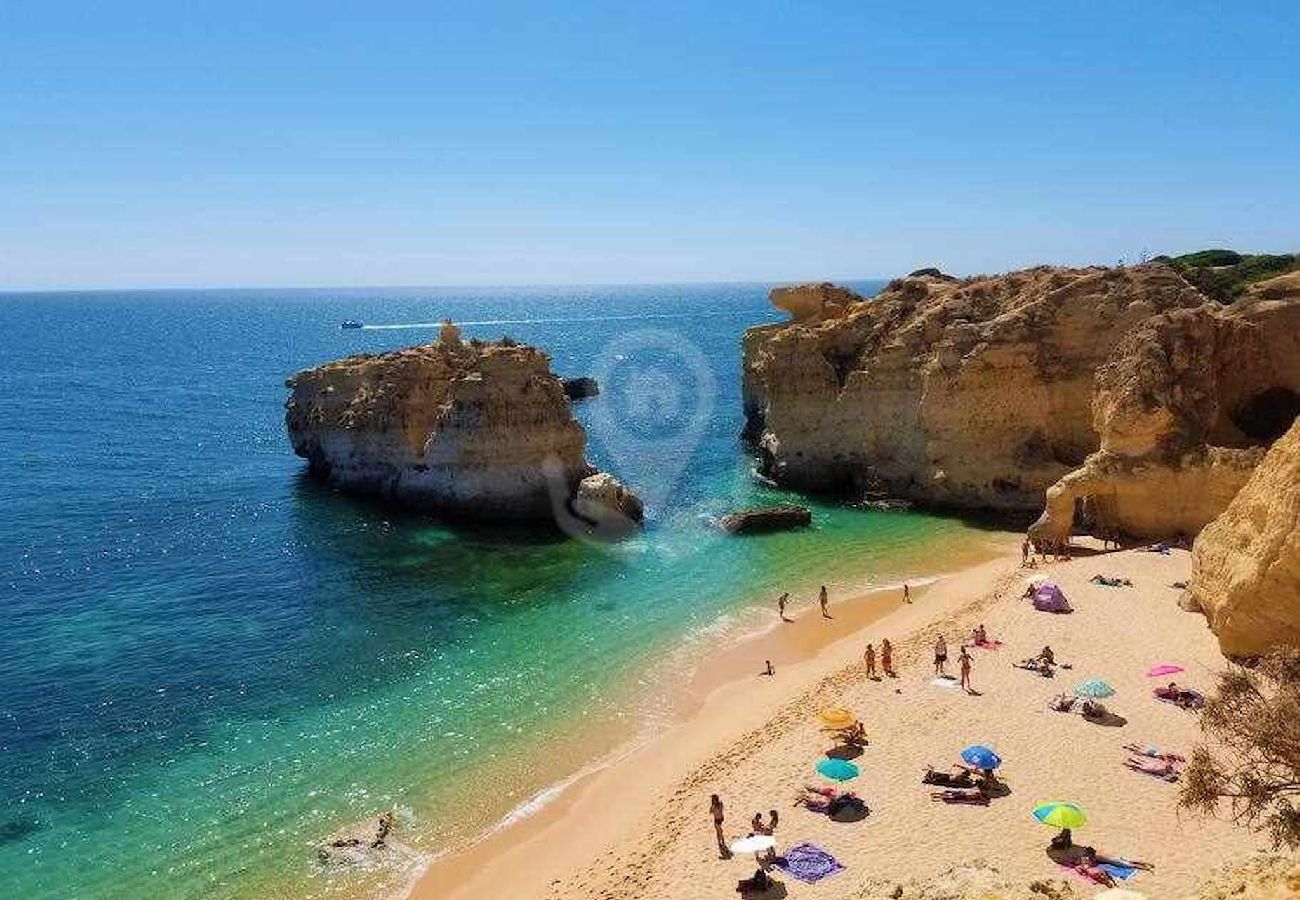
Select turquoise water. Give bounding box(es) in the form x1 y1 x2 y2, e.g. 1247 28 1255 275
0 283 1000 899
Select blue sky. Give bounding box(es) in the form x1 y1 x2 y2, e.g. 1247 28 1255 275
2 1 1296 289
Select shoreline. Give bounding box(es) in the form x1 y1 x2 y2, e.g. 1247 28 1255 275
405 536 1020 900
406 539 1269 900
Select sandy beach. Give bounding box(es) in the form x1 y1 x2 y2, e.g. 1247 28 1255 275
410 541 1271 900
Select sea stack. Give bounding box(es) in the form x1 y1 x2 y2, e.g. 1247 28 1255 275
285 326 641 524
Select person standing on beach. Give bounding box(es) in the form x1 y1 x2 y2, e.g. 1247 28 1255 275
819 585 830 618
864 642 877 679
777 592 790 622
762 660 774 677
933 634 948 677
903 582 911 603
710 794 729 857
959 646 973 692
1021 537 1030 564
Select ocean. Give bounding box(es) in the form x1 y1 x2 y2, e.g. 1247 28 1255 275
0 283 1002 899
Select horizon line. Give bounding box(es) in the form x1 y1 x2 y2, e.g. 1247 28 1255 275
0 275 895 297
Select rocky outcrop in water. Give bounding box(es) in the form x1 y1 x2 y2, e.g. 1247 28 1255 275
562 376 600 400
743 265 1209 512
719 505 812 534
316 810 395 865
285 330 641 524
571 472 644 535
1185 418 1300 657
1031 276 1300 541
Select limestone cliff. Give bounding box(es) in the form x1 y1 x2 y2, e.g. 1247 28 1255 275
742 265 1208 511
1033 271 1300 541
1185 418 1300 657
285 332 638 524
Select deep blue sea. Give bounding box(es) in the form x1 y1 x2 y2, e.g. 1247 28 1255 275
0 283 1001 899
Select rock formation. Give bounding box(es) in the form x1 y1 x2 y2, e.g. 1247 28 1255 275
571 472 643 535
769 282 864 323
1184 418 1300 657
1033 271 1300 541
743 265 1210 512
317 810 395 865
562 376 600 400
285 336 641 524
719 505 812 534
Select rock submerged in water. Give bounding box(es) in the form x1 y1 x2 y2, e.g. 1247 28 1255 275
720 504 812 534
285 335 641 528
317 810 395 865
561 376 600 400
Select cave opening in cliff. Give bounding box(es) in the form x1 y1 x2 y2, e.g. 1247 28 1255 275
1230 386 1300 445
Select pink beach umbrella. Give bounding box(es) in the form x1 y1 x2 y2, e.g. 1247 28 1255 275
1146 664 1184 678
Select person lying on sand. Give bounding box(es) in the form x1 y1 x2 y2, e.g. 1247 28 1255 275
1015 657 1054 677
1080 698 1111 720
1154 682 1205 709
1048 693 1076 712
930 787 988 804
922 765 975 788
1123 743 1185 763
1078 845 1155 874
1090 574 1134 587
1125 755 1180 781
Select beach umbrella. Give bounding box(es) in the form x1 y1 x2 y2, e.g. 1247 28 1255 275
1146 663 1184 678
817 707 857 730
960 745 1003 770
729 834 776 855
816 758 860 781
1073 678 1116 699
1032 801 1087 829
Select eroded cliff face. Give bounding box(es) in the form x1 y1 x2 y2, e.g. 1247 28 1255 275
1185 418 1300 657
1033 272 1300 541
285 334 600 520
742 265 1208 511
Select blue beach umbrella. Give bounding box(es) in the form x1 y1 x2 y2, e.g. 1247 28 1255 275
960 745 1003 770
1074 678 1116 699
816 758 860 781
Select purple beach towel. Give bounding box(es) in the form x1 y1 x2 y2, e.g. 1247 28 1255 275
776 842 843 883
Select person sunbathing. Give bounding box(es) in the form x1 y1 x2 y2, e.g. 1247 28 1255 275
1080 698 1110 720
922 765 974 787
1080 845 1154 874
1125 754 1179 780
1123 743 1185 762
1155 683 1204 709
930 786 988 804
1048 693 1076 712
837 720 868 744
1016 657 1053 676
1090 574 1133 587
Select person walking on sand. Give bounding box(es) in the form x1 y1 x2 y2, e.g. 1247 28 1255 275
819 585 831 618
710 794 729 858
959 646 973 693
864 642 877 679
903 582 911 603
881 638 895 676
761 660 774 677
933 634 948 677
777 592 790 622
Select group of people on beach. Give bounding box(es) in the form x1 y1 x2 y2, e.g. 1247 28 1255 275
777 585 834 623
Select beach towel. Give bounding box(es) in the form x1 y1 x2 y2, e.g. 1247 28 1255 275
776 843 843 883
1099 862 1139 880
931 677 959 689
971 639 1003 649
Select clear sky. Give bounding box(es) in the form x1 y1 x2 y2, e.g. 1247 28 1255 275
2 1 1296 290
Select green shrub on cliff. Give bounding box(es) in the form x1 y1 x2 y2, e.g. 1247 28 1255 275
1154 248 1300 301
